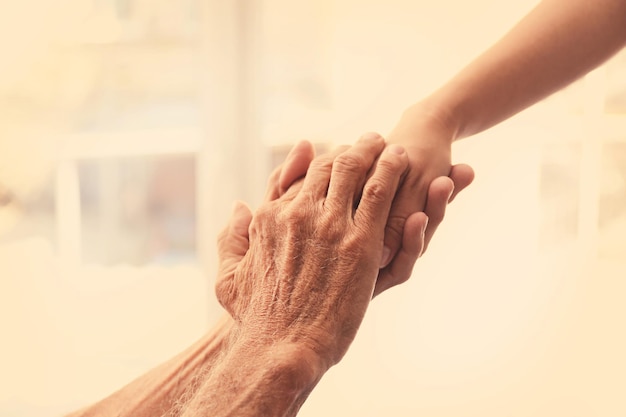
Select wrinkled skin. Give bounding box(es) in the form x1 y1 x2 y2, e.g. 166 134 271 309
217 134 410 365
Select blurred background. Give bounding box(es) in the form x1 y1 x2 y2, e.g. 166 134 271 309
1 0 625 416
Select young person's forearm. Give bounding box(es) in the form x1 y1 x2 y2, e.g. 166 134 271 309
416 0 626 140
66 315 235 417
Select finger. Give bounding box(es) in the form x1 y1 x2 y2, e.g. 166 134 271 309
422 176 454 254
217 200 253 278
419 164 474 254
354 145 408 232
326 132 386 209
264 163 284 202
448 163 475 203
373 212 428 297
278 140 315 195
215 200 253 314
264 140 316 202
300 145 350 198
417 164 475 256
379 177 420 268
379 163 472 268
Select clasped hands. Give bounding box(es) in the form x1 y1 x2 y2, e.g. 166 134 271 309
216 132 473 372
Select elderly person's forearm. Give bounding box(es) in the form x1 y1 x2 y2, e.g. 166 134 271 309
65 316 235 417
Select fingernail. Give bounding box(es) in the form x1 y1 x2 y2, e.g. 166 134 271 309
387 144 405 155
380 246 392 268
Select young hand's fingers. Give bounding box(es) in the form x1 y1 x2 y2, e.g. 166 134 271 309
354 145 408 233
264 140 316 202
448 163 475 203
326 132 386 208
379 174 427 268
373 212 428 297
422 176 454 254
374 166 472 295
419 164 474 253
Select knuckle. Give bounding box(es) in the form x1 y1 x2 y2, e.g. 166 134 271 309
376 153 405 176
338 240 361 261
333 152 367 174
248 204 274 235
277 198 317 229
310 153 334 171
318 211 347 241
281 204 306 224
362 180 391 204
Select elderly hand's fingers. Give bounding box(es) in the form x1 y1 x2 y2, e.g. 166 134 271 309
448 163 475 203
265 163 285 202
326 132 386 208
354 145 408 234
299 145 350 198
216 200 253 276
278 140 316 195
373 212 428 297
264 140 316 202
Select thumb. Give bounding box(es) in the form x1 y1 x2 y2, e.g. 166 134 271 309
217 200 253 280
215 201 252 317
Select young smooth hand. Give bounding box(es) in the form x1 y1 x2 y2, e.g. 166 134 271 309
379 107 474 291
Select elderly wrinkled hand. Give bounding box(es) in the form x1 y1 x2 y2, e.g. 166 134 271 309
216 133 418 367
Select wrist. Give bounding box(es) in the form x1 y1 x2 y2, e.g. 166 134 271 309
175 324 328 417
227 329 329 390
194 331 327 416
400 99 460 145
